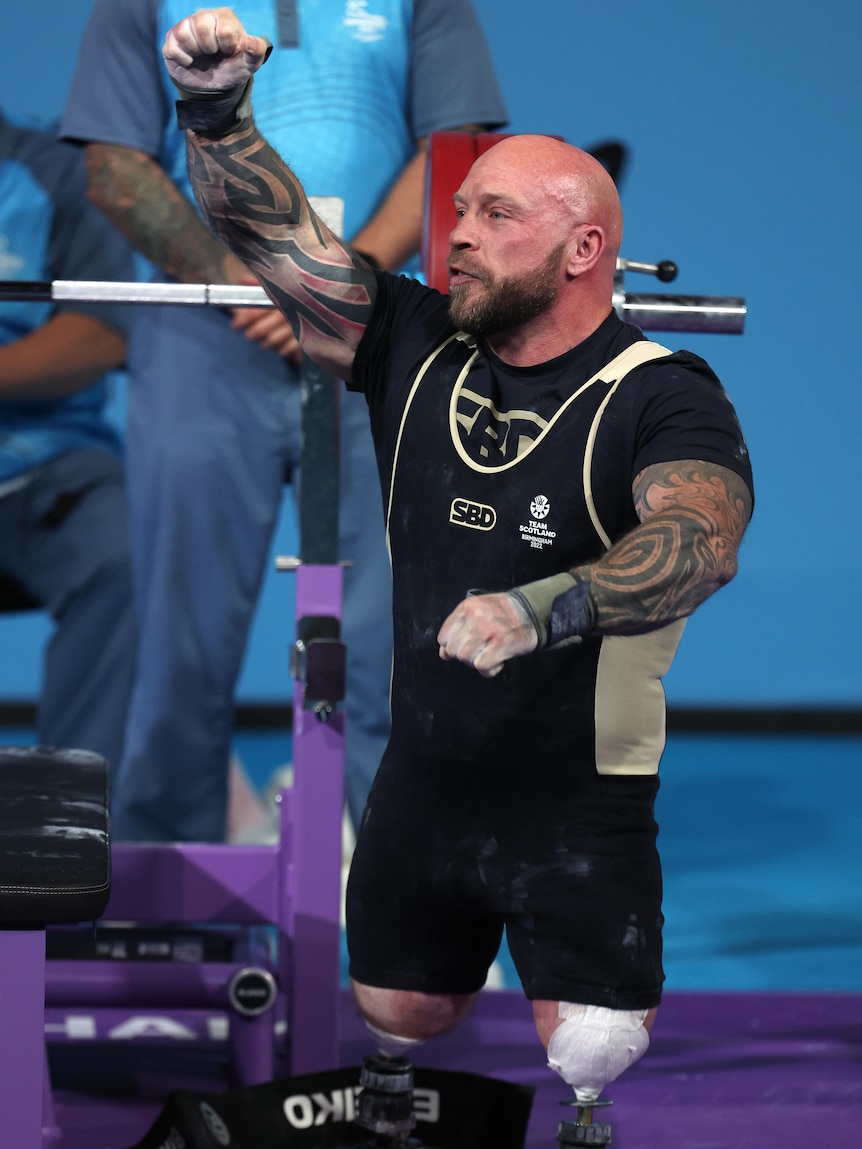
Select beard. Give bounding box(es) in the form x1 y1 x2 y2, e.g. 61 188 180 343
448 241 566 337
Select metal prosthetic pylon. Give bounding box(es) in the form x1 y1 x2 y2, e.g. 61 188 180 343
355 1053 423 1147
556 1097 614 1145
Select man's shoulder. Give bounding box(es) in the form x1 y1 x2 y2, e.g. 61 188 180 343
610 332 741 429
378 272 452 329
629 346 725 393
354 273 453 388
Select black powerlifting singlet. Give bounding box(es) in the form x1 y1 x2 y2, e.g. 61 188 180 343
384 332 671 766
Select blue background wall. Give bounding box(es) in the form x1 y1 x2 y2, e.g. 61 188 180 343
2 0 860 710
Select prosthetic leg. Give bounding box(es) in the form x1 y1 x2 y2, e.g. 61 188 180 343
545 1002 651 1147
355 1053 422 1147
556 1098 614 1146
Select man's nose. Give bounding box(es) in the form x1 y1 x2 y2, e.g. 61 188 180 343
449 213 474 249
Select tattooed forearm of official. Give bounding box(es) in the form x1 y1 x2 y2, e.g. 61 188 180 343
580 460 752 634
86 143 233 284
185 125 378 363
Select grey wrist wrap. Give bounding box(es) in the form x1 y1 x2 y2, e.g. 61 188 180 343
508 572 597 649
175 77 255 136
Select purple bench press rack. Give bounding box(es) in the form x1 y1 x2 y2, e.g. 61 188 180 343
42 360 347 1128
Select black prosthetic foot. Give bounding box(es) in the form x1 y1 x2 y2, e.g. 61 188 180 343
556 1097 613 1145
355 1053 422 1147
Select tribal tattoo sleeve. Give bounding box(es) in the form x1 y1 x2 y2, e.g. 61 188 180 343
578 459 753 634
186 123 378 380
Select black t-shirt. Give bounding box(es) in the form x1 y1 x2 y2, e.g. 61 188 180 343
351 273 753 767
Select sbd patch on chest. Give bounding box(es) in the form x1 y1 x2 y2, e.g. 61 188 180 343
449 498 497 531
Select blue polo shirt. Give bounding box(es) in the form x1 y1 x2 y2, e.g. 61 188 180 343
61 0 508 278
0 113 135 483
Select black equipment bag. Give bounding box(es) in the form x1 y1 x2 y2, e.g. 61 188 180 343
128 1064 534 1149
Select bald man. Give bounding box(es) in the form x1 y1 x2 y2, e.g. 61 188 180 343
163 9 753 1118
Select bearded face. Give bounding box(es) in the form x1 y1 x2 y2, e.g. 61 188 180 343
448 240 567 337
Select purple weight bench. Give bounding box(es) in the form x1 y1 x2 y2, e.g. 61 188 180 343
0 746 111 1149
41 564 346 1139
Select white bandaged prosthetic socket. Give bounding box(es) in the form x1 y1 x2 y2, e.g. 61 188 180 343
364 1019 426 1060
546 1003 650 1103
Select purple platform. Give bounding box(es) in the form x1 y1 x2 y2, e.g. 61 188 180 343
50 987 862 1148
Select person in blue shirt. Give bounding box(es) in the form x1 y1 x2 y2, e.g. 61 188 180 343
62 0 509 842
0 110 137 771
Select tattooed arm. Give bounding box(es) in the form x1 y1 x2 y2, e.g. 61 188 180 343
576 459 752 632
185 123 377 380
162 8 378 380
85 142 237 285
84 140 301 360
438 459 752 677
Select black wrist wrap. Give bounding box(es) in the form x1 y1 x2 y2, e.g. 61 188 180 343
175 78 253 137
547 575 597 647
508 572 597 649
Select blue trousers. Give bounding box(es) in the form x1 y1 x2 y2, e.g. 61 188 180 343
0 448 137 770
116 304 392 841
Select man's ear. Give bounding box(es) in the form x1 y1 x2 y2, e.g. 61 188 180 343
566 226 605 278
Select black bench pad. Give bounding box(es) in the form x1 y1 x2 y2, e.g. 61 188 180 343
0 747 110 926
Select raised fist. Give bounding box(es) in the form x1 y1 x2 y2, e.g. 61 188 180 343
162 7 270 92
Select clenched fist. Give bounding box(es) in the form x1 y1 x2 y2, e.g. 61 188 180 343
162 7 271 92
437 591 538 678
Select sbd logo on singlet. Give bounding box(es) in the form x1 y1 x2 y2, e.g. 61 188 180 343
449 498 496 531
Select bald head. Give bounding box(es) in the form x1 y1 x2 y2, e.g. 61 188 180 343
466 134 623 262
